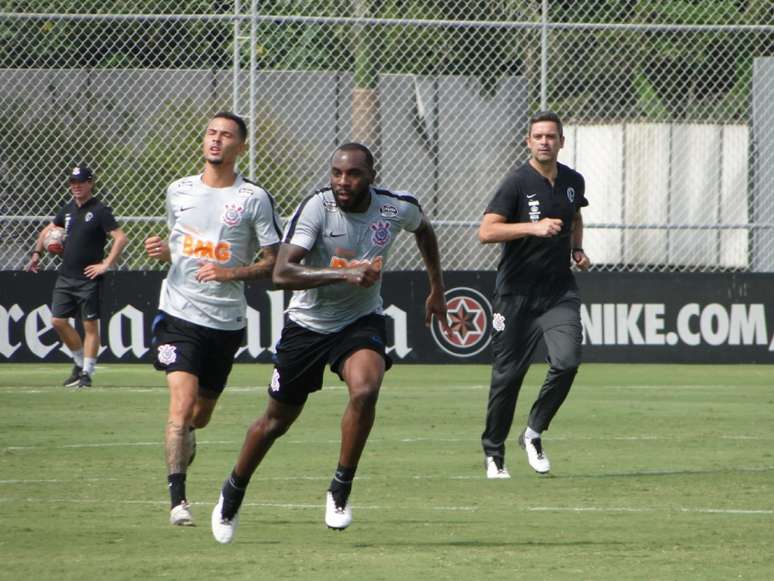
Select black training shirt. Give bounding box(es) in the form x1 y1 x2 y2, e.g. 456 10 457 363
53 197 119 280
484 161 587 294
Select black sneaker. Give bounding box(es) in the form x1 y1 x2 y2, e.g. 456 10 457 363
77 372 92 389
63 365 83 387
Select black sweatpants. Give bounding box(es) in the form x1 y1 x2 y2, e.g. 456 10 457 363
481 285 583 460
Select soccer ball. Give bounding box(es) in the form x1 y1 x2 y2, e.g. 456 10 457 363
44 227 66 255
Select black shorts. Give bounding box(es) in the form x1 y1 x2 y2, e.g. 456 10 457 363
268 313 393 406
151 312 245 398
51 275 102 320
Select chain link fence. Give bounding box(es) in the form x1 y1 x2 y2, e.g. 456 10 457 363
1 1 773 272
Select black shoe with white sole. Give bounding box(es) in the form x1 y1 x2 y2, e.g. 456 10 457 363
64 365 83 387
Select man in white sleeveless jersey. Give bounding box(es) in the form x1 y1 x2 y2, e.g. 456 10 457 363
144 112 283 527
211 143 451 543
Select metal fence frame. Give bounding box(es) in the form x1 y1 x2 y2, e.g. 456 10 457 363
1 3 773 272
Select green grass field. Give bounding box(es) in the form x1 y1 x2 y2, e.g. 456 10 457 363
1 363 772 580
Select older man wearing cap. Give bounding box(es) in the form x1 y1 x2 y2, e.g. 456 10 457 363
26 164 128 388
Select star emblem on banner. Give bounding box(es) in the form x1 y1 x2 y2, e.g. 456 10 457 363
431 287 493 358
446 297 486 346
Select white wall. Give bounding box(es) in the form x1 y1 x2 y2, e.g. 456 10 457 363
559 123 749 269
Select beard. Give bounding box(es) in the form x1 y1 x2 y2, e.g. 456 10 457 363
333 186 369 210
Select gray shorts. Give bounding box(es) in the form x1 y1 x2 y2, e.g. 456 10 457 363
51 275 102 320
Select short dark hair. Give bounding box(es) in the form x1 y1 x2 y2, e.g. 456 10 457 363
211 111 248 142
333 142 374 171
528 110 563 138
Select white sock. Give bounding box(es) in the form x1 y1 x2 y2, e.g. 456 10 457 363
72 349 84 368
83 357 97 376
525 426 541 440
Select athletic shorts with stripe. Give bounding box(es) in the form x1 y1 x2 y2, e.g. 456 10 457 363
268 313 393 406
151 311 245 398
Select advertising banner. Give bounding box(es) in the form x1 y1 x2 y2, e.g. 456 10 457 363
2 271 773 364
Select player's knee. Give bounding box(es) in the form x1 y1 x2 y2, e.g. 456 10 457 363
51 317 70 331
254 414 291 441
551 358 580 375
549 345 582 372
191 412 212 429
169 398 196 425
349 384 380 411
82 320 99 335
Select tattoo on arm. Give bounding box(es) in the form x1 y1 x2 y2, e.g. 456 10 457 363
230 245 278 281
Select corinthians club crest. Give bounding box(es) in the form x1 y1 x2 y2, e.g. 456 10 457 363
222 202 245 227
370 220 392 247
430 287 493 358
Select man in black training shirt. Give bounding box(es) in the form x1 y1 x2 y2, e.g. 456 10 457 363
478 111 590 478
26 165 128 388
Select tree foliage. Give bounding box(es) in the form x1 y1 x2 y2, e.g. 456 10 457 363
1 1 770 120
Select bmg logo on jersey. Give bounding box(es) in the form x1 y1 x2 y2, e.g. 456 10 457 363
182 235 232 262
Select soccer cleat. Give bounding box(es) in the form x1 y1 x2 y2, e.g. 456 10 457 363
485 456 511 479
325 491 352 530
63 365 83 387
211 493 239 544
170 501 194 526
519 429 551 474
76 373 92 389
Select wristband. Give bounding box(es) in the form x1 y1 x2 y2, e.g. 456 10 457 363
572 247 583 253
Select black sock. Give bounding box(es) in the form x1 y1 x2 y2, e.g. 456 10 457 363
168 473 186 508
220 469 249 520
328 464 356 507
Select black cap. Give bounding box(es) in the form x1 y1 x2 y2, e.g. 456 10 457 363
68 164 94 182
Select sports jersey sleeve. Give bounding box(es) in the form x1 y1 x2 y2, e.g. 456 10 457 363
485 173 521 220
99 205 119 233
399 196 423 233
575 174 589 209
252 192 283 248
53 206 66 227
283 195 322 250
165 185 175 230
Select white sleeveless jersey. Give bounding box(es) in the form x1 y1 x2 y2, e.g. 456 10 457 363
284 186 423 333
159 174 283 330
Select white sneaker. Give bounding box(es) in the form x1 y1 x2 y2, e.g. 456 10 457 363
325 491 352 530
519 430 551 474
169 501 194 526
485 456 511 479
211 493 239 544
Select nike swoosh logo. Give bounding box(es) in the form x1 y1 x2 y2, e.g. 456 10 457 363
327 232 345 238
527 194 537 199
180 206 195 212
